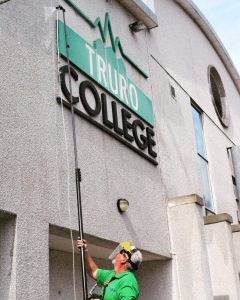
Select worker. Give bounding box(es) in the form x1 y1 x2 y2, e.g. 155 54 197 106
77 239 143 299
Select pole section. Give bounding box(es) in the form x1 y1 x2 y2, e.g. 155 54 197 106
57 5 88 300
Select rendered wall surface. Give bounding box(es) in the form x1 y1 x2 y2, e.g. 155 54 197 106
232 228 240 280
168 196 213 300
205 220 240 299
149 58 203 199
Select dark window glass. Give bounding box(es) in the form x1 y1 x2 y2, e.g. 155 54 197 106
210 74 222 117
232 176 238 200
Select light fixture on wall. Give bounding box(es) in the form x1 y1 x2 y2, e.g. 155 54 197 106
117 199 129 213
129 21 146 32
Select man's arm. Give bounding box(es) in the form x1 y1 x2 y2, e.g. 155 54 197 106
77 239 99 280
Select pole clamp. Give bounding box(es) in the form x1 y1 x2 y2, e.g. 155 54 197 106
76 168 82 182
56 5 65 12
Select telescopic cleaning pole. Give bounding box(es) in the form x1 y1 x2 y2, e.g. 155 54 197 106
56 5 88 300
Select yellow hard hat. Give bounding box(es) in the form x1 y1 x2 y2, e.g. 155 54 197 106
108 241 141 270
108 241 133 260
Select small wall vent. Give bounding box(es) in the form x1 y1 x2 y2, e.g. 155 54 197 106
170 84 176 100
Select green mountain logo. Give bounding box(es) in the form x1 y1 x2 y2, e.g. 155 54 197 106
64 0 148 78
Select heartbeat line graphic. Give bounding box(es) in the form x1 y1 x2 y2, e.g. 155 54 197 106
64 0 148 78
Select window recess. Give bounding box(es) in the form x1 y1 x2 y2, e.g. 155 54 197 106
191 104 214 213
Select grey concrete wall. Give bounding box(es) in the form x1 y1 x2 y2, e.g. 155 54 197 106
136 260 174 300
0 0 57 297
167 195 213 300
205 218 240 299
15 217 49 299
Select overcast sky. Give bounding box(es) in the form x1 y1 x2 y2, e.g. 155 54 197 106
192 0 240 74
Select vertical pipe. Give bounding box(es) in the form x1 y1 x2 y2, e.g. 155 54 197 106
57 5 88 299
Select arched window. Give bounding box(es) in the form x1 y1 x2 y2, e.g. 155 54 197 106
208 66 229 127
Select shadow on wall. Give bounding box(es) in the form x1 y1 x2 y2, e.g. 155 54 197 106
49 249 112 300
122 214 141 246
157 90 198 197
161 110 193 184
136 259 173 300
0 210 16 300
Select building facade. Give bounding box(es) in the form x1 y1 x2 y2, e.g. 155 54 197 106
1 0 240 299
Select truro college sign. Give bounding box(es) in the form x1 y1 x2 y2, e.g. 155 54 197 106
57 2 158 165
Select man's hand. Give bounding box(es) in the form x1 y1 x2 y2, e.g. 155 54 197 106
77 238 88 251
76 238 98 279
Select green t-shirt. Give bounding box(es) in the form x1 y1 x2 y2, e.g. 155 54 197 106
96 269 139 300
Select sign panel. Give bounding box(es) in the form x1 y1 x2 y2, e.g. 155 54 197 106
57 4 158 164
58 20 154 127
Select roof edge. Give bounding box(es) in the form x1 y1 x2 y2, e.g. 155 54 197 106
175 0 240 94
116 0 158 29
